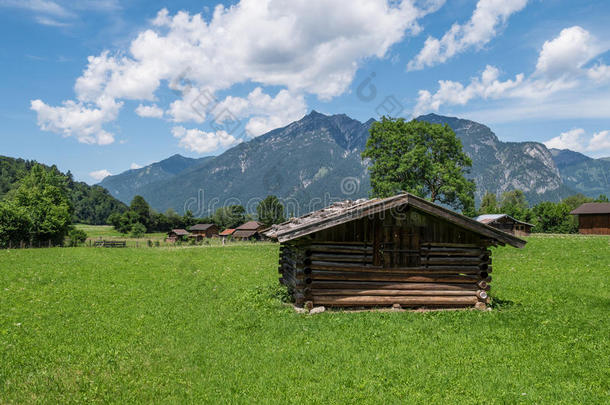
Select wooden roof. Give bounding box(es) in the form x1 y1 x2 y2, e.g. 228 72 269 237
264 193 526 248
233 230 259 238
169 229 189 236
189 223 217 231
473 214 534 227
236 221 263 230
570 202 610 215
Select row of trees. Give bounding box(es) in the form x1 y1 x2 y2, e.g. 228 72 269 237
107 195 287 235
478 190 608 233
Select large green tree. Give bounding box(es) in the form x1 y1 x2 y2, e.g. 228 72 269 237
7 164 73 245
531 202 576 234
479 192 499 215
499 190 529 221
212 205 247 229
256 195 286 227
362 117 475 214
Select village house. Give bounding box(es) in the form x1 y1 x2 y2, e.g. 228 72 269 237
473 214 533 236
233 221 266 240
188 223 219 240
167 229 190 242
570 203 610 235
264 193 525 310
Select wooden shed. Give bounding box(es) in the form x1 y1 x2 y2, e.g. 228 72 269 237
263 193 525 310
570 203 610 235
233 221 266 240
167 229 190 242
473 214 533 236
189 223 219 239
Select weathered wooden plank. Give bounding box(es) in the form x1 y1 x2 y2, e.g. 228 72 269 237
311 289 479 296
311 271 484 283
312 295 479 306
309 281 487 291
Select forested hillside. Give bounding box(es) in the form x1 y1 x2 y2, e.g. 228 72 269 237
1 156 127 224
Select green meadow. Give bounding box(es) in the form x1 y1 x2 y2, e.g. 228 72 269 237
1 235 608 403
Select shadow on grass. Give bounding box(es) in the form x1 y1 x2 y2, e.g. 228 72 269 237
490 296 516 310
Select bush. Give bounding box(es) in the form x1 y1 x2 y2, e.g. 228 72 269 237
68 228 88 247
130 222 146 238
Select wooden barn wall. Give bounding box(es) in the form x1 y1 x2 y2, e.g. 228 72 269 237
578 214 610 235
277 207 492 309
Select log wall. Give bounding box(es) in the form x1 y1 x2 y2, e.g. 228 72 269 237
278 208 492 309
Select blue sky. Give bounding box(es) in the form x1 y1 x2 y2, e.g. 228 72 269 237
1 0 609 183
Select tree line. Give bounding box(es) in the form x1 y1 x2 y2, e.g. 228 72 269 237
477 190 608 233
107 195 287 236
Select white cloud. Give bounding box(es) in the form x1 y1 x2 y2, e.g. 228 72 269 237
0 0 73 17
544 128 610 157
130 163 143 169
172 126 240 154
414 65 523 116
408 0 528 70
535 26 600 78
32 1 440 144
214 87 308 136
135 104 164 118
588 64 610 83
30 96 121 145
413 26 610 117
89 169 112 181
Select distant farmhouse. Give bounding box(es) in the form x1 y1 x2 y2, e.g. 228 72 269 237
570 203 610 235
219 228 236 238
189 224 219 240
233 221 266 240
473 214 533 236
167 229 189 242
264 193 525 310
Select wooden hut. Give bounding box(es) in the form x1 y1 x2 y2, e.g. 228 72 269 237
473 214 533 236
233 221 265 240
167 229 190 242
263 193 525 310
189 224 219 240
570 203 610 235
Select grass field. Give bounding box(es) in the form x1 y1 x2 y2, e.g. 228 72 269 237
1 235 608 403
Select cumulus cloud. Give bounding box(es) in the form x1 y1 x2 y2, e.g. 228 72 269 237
214 87 308 136
413 26 610 116
534 26 600 78
408 0 528 70
31 0 439 147
414 65 523 116
30 96 121 145
172 126 240 154
544 128 610 157
89 169 112 181
135 104 164 118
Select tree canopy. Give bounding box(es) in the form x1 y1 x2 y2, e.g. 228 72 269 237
362 117 475 214
256 195 286 227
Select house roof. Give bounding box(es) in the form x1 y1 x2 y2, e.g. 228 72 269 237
189 223 216 231
570 202 610 215
219 228 235 236
236 221 263 230
170 229 189 236
473 214 534 227
233 230 259 238
263 193 526 248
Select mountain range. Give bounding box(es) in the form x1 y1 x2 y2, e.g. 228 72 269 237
99 112 610 215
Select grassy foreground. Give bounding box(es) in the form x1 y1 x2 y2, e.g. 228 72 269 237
0 236 608 403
